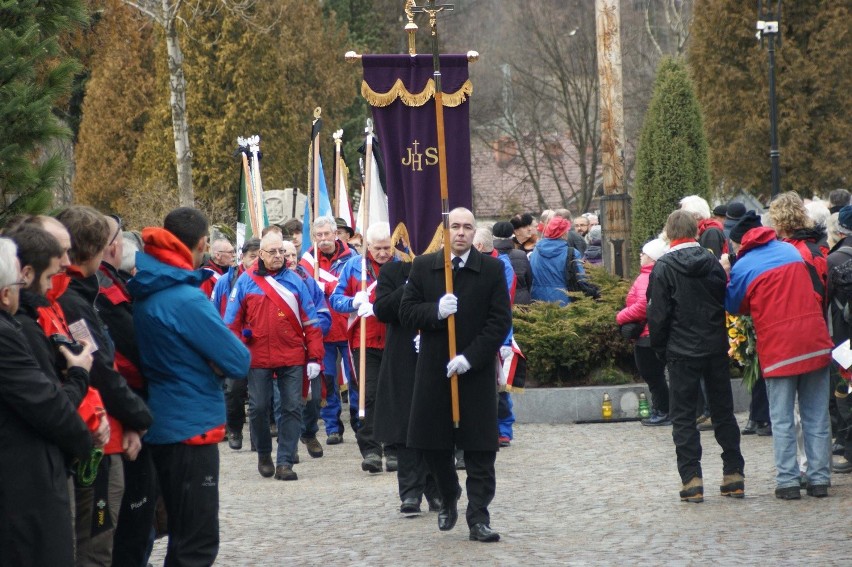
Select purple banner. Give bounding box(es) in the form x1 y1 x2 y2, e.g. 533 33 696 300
362 54 472 255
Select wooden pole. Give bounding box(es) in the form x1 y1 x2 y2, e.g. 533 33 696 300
311 107 322 281
595 0 632 278
358 124 374 419
240 152 259 236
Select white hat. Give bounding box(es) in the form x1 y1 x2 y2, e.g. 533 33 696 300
642 238 668 261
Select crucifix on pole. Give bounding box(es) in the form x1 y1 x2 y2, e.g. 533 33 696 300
410 1 462 429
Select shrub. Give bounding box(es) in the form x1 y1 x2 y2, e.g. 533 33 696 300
513 267 636 386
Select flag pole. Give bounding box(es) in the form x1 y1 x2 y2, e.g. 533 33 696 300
357 121 374 419
418 0 460 428
311 107 322 281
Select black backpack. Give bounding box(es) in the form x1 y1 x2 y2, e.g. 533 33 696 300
829 246 852 323
564 246 601 300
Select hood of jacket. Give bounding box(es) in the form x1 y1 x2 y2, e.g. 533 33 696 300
493 238 514 254
789 226 825 244
534 237 567 260
737 226 778 256
658 242 719 278
127 227 210 300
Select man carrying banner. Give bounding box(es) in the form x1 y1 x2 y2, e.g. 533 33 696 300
399 208 512 542
331 221 397 473
299 215 358 444
225 231 324 481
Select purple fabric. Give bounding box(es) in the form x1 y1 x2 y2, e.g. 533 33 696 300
363 55 472 255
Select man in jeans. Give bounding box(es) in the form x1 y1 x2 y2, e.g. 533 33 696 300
647 209 745 503
724 211 833 498
225 231 325 480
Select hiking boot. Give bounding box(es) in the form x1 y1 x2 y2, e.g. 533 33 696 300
774 486 801 500
258 454 275 478
274 465 298 481
385 454 398 472
720 472 745 498
327 433 343 445
756 422 772 436
498 436 511 447
641 410 672 426
832 455 852 473
679 477 704 503
806 484 829 497
361 453 382 473
301 436 324 458
228 431 243 450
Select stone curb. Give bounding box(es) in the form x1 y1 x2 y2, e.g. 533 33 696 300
512 378 751 424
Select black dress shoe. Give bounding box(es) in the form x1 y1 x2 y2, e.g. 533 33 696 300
469 523 500 542
426 496 442 512
437 496 458 531
399 498 421 514
742 420 757 435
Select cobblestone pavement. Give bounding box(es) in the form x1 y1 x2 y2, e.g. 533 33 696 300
150 414 850 566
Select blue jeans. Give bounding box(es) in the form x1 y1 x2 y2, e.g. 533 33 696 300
320 341 352 435
248 366 303 466
765 366 831 488
301 376 321 439
498 392 515 439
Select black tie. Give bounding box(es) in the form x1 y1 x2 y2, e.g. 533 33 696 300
452 256 462 273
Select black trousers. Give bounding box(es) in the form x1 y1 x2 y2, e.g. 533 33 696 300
667 355 744 483
635 345 669 414
748 375 770 423
149 443 219 567
396 445 440 503
112 445 158 567
422 449 496 528
353 348 383 458
225 378 248 434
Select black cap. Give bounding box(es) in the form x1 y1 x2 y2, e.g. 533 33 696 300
712 204 728 217
726 202 746 221
492 221 515 239
729 210 762 244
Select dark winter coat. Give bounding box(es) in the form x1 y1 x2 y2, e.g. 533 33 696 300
372 261 417 445
827 235 852 343
494 238 533 305
96 262 146 395
0 310 92 567
647 242 729 360
399 249 512 451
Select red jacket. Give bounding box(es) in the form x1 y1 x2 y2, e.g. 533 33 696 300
617 263 653 338
199 260 228 299
782 228 828 306
329 254 390 349
298 241 356 343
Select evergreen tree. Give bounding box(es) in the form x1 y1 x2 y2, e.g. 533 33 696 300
689 1 851 198
631 56 711 254
0 0 87 224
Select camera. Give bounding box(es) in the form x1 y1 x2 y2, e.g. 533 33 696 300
49 334 85 356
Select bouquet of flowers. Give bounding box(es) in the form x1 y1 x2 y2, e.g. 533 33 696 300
727 314 759 392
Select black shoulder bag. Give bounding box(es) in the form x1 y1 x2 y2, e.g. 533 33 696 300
564 247 601 300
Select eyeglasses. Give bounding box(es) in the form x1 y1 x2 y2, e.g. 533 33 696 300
263 248 286 256
107 215 123 246
216 249 236 256
8 279 27 288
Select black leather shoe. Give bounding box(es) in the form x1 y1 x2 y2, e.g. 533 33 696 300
399 498 421 515
437 497 458 531
469 523 500 542
742 420 757 435
756 422 772 436
426 496 442 512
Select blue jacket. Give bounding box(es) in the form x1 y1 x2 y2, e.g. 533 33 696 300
529 237 585 306
128 252 251 444
294 265 332 337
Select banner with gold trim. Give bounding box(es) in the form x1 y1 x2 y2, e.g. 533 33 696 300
361 54 472 255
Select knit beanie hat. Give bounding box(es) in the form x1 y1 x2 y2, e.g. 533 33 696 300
729 210 762 244
641 238 668 261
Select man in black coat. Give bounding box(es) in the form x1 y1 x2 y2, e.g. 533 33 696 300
399 208 512 542
373 260 440 515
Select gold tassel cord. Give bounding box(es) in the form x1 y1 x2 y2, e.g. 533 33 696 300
390 222 416 262
361 78 473 108
422 223 445 255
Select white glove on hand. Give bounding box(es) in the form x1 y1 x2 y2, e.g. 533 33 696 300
446 355 471 378
438 293 458 320
500 346 513 360
357 302 374 318
413 334 421 353
352 290 370 308
306 362 321 379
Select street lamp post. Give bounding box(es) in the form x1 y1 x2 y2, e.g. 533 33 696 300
757 1 782 198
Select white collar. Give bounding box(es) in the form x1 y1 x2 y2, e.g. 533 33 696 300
452 249 472 267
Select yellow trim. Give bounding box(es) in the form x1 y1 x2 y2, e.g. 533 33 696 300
390 222 416 262
422 223 445 254
361 78 473 108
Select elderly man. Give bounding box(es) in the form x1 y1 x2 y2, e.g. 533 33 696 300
200 238 236 298
226 231 324 481
300 215 358 444
331 222 397 473
400 208 512 542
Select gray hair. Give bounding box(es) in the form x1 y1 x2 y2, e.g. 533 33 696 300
0 237 19 288
121 231 142 273
365 221 390 244
473 227 493 252
679 195 711 220
313 215 336 232
804 200 830 227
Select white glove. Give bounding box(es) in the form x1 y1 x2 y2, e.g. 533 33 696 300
306 362 321 379
352 291 370 308
438 293 458 320
446 355 471 378
357 302 374 318
413 334 421 353
500 346 513 360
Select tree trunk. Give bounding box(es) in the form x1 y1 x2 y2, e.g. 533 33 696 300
163 0 193 207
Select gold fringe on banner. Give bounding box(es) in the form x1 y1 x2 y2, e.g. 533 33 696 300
390 222 416 262
423 223 445 254
361 78 473 108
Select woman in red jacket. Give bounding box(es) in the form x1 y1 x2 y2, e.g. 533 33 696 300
617 238 670 425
